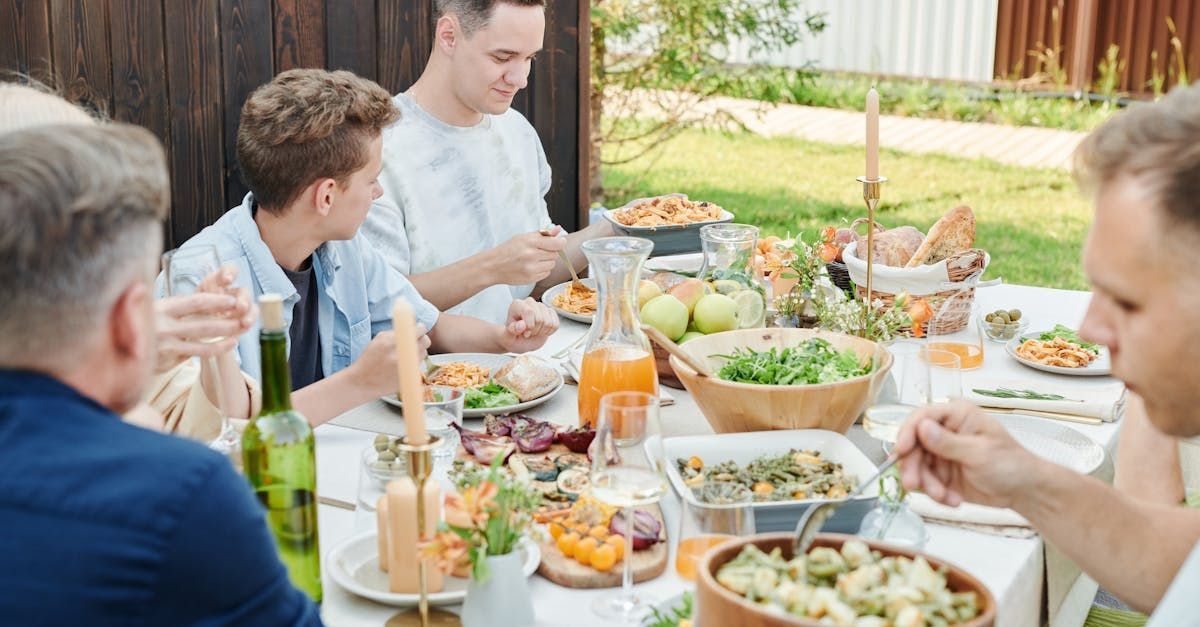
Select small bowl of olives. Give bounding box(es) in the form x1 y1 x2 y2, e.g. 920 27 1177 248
980 308 1029 342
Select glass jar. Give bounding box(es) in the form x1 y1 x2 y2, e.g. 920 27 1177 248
577 237 659 427
696 224 767 329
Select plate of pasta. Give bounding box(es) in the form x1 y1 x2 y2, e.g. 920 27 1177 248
541 278 597 324
1005 327 1111 376
380 353 564 417
603 195 735 256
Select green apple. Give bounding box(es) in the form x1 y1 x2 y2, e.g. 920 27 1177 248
640 294 689 341
679 331 705 344
636 279 663 310
693 293 738 334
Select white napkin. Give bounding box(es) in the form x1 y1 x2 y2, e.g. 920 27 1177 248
966 379 1126 422
842 242 990 296
907 494 1037 538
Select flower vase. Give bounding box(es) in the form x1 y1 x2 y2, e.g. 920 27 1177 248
460 551 534 627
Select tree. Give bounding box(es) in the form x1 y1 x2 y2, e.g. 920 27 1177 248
590 0 826 204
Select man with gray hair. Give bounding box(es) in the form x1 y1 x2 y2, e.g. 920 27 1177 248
0 124 321 624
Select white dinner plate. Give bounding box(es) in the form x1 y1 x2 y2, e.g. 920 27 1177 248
990 412 1106 476
327 532 540 607
541 278 596 325
1005 332 1112 376
380 353 564 418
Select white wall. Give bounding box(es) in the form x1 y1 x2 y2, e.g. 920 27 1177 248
728 0 1000 83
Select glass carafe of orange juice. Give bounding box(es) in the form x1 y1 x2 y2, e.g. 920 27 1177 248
577 237 659 427
924 281 984 370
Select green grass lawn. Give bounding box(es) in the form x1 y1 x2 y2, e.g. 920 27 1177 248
603 128 1093 291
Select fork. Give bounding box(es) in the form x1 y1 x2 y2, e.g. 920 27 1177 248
540 227 591 293
792 456 899 556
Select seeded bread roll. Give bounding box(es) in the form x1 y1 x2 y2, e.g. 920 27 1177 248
905 205 976 267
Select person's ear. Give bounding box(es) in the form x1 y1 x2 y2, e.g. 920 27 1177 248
314 178 338 217
436 15 459 54
110 280 152 364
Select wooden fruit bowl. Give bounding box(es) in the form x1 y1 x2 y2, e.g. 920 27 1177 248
668 328 892 434
697 532 996 627
652 343 685 389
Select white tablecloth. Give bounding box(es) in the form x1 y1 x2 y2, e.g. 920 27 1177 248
315 283 1121 627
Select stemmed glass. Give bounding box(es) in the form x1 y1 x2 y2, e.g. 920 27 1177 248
859 344 962 549
161 245 240 455
588 391 667 622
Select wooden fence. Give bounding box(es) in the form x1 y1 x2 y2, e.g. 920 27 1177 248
995 0 1200 95
0 0 589 247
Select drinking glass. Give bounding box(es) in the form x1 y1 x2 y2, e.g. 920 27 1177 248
162 245 240 455
675 483 755 581
589 391 667 622
355 438 408 530
864 345 962 446
409 385 464 465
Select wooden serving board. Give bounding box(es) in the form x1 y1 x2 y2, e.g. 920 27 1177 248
536 504 669 589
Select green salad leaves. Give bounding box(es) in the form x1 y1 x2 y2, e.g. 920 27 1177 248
1039 324 1100 354
715 338 872 385
464 382 519 409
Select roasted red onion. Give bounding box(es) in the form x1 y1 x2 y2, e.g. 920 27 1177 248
513 420 556 453
557 426 596 454
452 423 515 465
608 509 662 550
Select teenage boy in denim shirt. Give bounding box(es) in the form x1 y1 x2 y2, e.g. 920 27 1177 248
166 69 558 425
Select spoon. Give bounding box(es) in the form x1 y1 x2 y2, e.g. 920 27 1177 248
792 456 899 556
640 324 713 378
540 227 590 293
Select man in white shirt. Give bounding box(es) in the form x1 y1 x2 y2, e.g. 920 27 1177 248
362 0 612 324
894 84 1200 619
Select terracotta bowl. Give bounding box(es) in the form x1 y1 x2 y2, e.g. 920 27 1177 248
669 328 892 434
697 532 996 627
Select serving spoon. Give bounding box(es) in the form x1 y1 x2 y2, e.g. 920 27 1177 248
640 324 713 378
792 456 899 556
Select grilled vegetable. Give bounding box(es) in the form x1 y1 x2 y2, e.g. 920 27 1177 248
452 423 516 465
556 468 590 501
608 509 662 550
518 455 560 481
557 426 597 454
554 453 590 472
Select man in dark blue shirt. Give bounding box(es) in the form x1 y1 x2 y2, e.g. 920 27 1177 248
0 124 321 625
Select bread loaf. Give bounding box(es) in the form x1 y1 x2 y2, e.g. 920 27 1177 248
854 222 926 267
905 206 976 267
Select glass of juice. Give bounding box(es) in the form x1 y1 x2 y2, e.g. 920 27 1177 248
675 482 755 581
923 284 985 369
577 237 659 427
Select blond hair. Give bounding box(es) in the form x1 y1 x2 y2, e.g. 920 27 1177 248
1074 85 1200 235
236 69 400 212
0 124 169 370
0 81 98 133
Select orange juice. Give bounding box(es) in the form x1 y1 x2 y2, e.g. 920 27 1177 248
926 341 984 369
675 535 732 581
577 345 658 427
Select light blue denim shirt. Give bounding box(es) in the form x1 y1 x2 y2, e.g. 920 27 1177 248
158 193 440 382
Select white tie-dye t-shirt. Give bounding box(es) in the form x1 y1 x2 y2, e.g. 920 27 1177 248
363 93 553 325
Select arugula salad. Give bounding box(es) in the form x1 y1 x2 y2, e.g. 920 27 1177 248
715 338 872 385
1038 324 1100 354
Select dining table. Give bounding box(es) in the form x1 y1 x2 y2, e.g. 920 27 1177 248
314 282 1122 627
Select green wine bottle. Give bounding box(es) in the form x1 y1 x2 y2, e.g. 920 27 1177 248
242 293 322 602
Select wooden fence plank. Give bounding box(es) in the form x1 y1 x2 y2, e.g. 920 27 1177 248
1 0 54 78
221 0 274 208
51 0 111 115
531 0 579 230
326 0 375 78
378 0 431 93
274 0 325 71
109 0 168 140
164 0 226 248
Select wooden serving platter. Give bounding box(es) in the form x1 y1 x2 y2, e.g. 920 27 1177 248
535 504 668 589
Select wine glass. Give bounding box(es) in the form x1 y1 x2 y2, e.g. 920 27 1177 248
161 245 240 455
588 391 667 622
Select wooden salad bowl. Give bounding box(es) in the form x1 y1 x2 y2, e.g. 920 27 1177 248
696 533 996 627
669 328 892 434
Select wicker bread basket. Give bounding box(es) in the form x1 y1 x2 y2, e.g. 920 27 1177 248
843 243 988 333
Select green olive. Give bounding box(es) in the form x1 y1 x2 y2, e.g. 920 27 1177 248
1009 309 1022 321
985 313 995 323
378 450 397 462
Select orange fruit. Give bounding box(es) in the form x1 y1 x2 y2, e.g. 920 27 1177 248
590 544 617 572
574 522 590 535
588 525 609 540
605 535 625 561
574 537 598 566
549 522 565 540
557 532 580 558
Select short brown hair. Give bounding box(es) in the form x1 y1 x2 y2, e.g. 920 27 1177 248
1074 84 1200 236
435 0 546 35
236 69 400 212
0 123 168 369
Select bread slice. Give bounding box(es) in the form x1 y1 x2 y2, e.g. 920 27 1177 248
905 205 976 267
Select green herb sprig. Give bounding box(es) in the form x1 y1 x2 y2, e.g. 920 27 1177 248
972 387 1083 402
643 592 693 627
1038 324 1101 354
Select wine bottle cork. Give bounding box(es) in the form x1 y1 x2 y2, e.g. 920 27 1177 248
259 293 285 332
377 495 390 573
385 477 444 593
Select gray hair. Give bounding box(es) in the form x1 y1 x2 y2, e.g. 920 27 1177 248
0 81 98 132
0 124 169 370
435 0 545 36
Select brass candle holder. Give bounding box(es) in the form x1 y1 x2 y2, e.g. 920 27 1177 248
855 175 887 337
388 435 460 627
